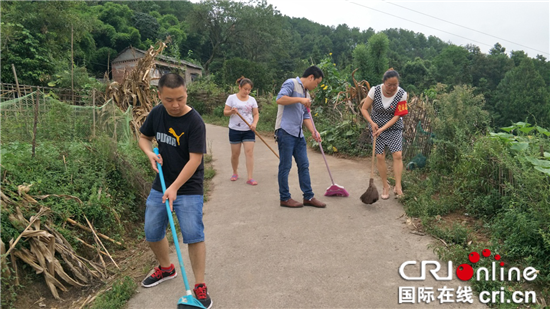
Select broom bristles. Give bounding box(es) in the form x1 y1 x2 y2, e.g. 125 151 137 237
360 178 379 204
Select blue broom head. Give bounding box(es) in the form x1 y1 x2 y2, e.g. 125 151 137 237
177 295 206 309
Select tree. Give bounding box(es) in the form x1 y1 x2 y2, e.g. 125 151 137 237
466 44 486 85
154 1 194 22
1 1 94 55
352 44 369 82
221 57 272 92
489 43 506 56
93 3 144 51
463 43 512 113
1 1 95 85
92 23 117 49
96 2 134 32
234 0 287 63
329 24 354 66
158 14 180 28
485 44 513 87
188 0 245 73
133 12 159 42
510 50 529 67
476 43 513 111
111 27 141 51
533 55 550 89
1 22 55 85
90 46 117 76
125 1 160 14
401 57 433 95
284 17 326 63
364 32 389 84
343 26 374 70
432 45 472 86
494 58 550 127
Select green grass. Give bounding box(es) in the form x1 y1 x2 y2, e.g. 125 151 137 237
203 149 216 202
201 114 228 127
90 276 137 309
204 167 216 180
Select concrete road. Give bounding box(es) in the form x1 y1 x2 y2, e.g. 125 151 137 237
127 123 485 309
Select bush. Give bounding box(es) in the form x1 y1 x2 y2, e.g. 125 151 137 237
187 76 228 115
429 84 490 173
256 96 278 133
0 136 151 246
213 105 224 118
453 137 514 218
312 118 369 156
191 100 206 115
0 135 151 307
90 276 137 309
402 120 550 296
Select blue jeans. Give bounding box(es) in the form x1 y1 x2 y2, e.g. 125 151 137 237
144 189 205 244
277 129 314 201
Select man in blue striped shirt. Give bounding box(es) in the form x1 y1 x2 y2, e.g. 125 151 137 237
275 66 327 208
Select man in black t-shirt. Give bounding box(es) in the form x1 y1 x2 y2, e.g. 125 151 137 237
138 73 212 309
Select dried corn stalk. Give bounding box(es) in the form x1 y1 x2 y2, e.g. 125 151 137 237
2 186 107 300
8 207 105 299
333 69 371 119
105 41 169 140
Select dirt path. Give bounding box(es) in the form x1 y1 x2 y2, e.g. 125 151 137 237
126 123 485 309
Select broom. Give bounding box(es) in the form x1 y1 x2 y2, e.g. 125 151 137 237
360 135 379 204
153 148 207 309
234 110 279 158
306 108 349 197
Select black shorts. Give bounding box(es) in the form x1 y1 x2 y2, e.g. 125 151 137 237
229 128 255 144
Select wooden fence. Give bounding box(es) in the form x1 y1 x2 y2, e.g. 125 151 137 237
402 96 434 160
1 83 105 106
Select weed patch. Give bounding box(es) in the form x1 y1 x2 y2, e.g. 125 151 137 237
90 276 137 309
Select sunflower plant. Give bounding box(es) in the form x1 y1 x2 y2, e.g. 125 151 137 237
314 53 347 110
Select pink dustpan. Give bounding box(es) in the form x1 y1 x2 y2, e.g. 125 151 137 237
307 108 349 197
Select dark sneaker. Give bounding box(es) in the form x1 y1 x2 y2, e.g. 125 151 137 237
194 283 213 309
141 264 177 287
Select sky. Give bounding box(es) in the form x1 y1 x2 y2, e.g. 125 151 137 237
191 0 550 57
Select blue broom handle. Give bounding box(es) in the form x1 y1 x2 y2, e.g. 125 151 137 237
153 148 192 294
306 108 335 185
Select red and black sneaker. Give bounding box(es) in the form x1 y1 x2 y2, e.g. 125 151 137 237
193 283 213 309
141 264 177 288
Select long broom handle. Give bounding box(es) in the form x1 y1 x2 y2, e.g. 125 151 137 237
306 108 335 185
371 135 377 179
234 110 279 159
153 148 193 296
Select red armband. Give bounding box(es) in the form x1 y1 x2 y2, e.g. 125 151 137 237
394 100 408 116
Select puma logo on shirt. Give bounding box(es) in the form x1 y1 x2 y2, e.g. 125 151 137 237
156 128 184 147
169 128 185 145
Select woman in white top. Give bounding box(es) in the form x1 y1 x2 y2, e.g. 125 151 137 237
223 77 260 185
360 69 409 199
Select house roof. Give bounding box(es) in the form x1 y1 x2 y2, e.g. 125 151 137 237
112 46 203 70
